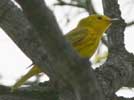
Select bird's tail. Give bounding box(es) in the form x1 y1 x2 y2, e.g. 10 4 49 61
11 65 42 92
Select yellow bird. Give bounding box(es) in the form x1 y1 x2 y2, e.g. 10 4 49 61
11 14 117 91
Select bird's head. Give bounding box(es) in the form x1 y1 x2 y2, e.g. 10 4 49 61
78 15 118 33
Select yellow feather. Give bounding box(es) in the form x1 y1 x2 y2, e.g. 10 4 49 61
12 14 113 91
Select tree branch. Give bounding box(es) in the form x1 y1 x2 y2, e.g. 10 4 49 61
93 0 134 98
0 84 58 100
54 1 84 8
127 21 134 27
0 0 104 100
14 0 105 99
54 0 96 14
85 0 96 14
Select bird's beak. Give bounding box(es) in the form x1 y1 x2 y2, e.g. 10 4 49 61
110 18 120 23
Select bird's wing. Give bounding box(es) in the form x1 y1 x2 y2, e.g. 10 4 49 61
65 28 89 45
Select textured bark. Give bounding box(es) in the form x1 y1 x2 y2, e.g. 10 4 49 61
0 0 104 100
0 84 58 100
94 0 134 99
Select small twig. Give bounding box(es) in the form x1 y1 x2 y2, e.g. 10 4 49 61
127 21 134 27
85 0 96 14
54 1 84 8
54 3 84 8
55 0 97 14
26 63 34 69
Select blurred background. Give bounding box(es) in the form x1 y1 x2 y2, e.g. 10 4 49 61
0 0 134 98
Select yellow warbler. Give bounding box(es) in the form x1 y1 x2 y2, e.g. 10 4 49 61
12 14 116 91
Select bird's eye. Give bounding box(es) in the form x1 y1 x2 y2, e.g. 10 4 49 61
97 16 102 20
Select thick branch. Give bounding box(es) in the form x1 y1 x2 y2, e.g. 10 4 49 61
0 84 58 100
102 0 126 50
94 0 134 98
101 0 134 92
15 0 105 99
0 0 104 100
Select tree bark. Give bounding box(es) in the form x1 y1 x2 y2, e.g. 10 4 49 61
94 0 134 99
0 0 105 100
